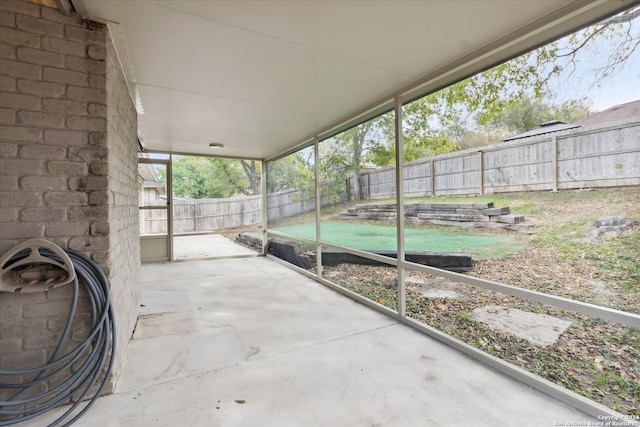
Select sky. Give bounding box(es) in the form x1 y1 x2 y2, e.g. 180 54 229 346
550 52 640 112
547 14 640 112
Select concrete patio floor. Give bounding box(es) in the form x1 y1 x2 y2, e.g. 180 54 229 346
173 233 258 259
29 257 599 426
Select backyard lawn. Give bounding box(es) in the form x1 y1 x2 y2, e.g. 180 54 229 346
274 221 526 260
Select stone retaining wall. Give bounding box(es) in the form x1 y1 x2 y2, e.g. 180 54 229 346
338 202 530 232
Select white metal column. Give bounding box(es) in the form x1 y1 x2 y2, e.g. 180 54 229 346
261 159 268 255
167 155 174 261
314 137 323 278
394 95 406 317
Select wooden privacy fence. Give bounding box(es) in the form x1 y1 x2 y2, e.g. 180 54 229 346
348 118 640 199
173 196 262 232
266 187 347 222
141 188 346 234
141 195 261 234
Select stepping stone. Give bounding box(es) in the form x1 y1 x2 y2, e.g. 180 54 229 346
423 289 461 299
471 305 572 347
406 277 425 285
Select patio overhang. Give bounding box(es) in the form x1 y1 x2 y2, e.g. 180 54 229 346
71 0 636 160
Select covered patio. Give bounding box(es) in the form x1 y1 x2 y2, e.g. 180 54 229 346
2 0 638 425
25 257 595 426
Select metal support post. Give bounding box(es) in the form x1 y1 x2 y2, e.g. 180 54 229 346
394 95 406 317
314 137 323 278
261 159 268 255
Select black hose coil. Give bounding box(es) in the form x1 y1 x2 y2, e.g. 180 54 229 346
0 249 116 426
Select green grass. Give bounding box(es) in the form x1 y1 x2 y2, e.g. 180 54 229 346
274 221 525 260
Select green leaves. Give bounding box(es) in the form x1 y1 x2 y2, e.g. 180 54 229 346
170 156 261 199
267 147 316 202
482 95 591 133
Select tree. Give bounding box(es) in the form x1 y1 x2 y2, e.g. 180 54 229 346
211 158 261 197
162 156 212 199
266 147 315 199
481 96 592 134
456 127 512 150
240 160 261 196
550 6 640 82
334 120 376 200
165 156 261 199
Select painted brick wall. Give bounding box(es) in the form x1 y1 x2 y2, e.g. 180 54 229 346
104 27 141 383
0 0 139 399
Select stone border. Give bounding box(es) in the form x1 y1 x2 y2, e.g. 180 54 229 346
338 202 530 233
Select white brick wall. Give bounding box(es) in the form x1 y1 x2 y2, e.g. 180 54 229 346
104 28 141 385
0 0 140 401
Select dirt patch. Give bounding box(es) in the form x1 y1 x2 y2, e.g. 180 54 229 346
469 243 627 310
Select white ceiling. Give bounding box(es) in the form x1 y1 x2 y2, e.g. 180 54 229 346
71 0 633 160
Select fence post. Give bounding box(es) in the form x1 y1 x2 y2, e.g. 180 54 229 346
479 151 484 195
552 136 559 192
430 158 435 196
193 200 198 232
366 173 370 200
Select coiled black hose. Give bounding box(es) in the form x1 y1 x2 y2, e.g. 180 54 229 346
0 249 116 426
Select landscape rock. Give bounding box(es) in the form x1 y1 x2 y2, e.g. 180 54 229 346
422 289 461 299
471 305 572 347
587 216 638 243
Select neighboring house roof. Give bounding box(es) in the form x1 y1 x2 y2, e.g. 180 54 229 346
502 99 640 142
503 120 580 141
138 163 159 182
143 180 165 196
138 163 165 195
574 99 640 127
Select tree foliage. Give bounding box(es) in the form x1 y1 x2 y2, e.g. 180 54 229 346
164 156 261 199
481 96 592 134
266 147 315 199
550 6 640 82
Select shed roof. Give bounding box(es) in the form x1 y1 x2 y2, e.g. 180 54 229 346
502 120 581 142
